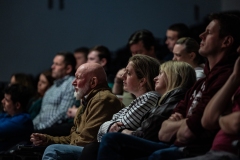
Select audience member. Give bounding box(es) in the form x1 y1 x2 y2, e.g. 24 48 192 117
96 12 240 160
87 45 114 89
98 54 160 140
30 63 124 160
66 47 89 122
74 47 89 69
179 53 240 160
173 37 205 80
9 73 36 102
33 52 76 133
28 69 55 120
65 45 117 132
0 84 33 151
162 23 190 61
112 29 159 106
81 60 196 160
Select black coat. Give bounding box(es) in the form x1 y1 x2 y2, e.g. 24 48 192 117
132 87 188 142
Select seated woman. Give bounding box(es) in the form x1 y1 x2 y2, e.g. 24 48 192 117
79 54 161 159
0 84 33 151
95 61 196 159
172 37 205 80
28 69 54 120
81 61 196 159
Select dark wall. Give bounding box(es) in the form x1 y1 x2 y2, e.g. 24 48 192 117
0 0 221 82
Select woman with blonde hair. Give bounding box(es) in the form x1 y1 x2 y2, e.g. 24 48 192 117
96 61 196 160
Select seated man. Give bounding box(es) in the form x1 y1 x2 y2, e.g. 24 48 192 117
33 52 76 135
0 84 33 151
30 63 124 160
179 55 240 160
172 37 206 80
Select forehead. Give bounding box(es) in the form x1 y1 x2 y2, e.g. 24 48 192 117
76 65 86 76
173 44 186 53
54 55 65 63
4 93 12 101
130 41 145 51
166 30 179 38
74 52 85 58
88 51 99 57
126 61 135 69
206 20 220 31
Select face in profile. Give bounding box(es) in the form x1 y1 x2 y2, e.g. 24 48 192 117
10 76 17 85
199 20 221 57
122 61 142 96
165 30 179 52
87 51 101 64
74 52 87 69
172 44 192 65
72 65 90 100
1 94 16 116
51 55 68 79
37 74 51 97
154 71 167 95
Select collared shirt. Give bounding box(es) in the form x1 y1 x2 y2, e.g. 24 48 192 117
33 75 75 130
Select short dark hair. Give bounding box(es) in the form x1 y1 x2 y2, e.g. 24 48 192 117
128 29 156 51
209 12 240 53
168 23 190 38
4 84 31 111
74 47 89 60
176 37 205 65
56 51 76 75
90 45 111 69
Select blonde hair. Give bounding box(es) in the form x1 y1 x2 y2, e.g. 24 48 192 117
159 61 196 103
129 54 160 91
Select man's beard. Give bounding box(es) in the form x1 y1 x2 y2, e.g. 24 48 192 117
74 84 89 100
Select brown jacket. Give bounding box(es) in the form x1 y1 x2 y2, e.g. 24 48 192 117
45 83 124 146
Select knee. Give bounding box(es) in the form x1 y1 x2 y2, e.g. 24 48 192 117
102 133 122 142
44 144 59 152
42 144 59 160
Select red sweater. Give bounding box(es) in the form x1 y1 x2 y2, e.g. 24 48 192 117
173 53 238 146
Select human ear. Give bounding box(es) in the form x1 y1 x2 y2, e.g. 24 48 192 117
139 77 147 87
15 102 21 110
189 52 196 61
66 65 73 74
90 77 98 88
222 36 234 48
100 58 107 67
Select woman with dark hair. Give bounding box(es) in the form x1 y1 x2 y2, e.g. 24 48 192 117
28 70 54 119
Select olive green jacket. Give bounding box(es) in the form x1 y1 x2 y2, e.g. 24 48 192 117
45 83 124 146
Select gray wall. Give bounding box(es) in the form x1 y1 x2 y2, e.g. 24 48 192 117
0 0 223 82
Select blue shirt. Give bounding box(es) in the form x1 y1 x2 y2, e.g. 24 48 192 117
0 113 33 151
33 75 75 130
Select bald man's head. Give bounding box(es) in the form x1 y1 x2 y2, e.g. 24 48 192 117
72 63 107 99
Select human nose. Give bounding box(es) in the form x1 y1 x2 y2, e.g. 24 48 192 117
72 79 76 86
199 31 205 39
51 64 55 69
1 98 4 104
122 71 127 79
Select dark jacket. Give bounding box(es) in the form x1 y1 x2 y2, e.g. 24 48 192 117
132 87 188 142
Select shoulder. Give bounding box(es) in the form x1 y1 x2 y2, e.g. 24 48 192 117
143 91 161 98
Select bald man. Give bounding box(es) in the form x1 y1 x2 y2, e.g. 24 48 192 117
30 63 124 160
